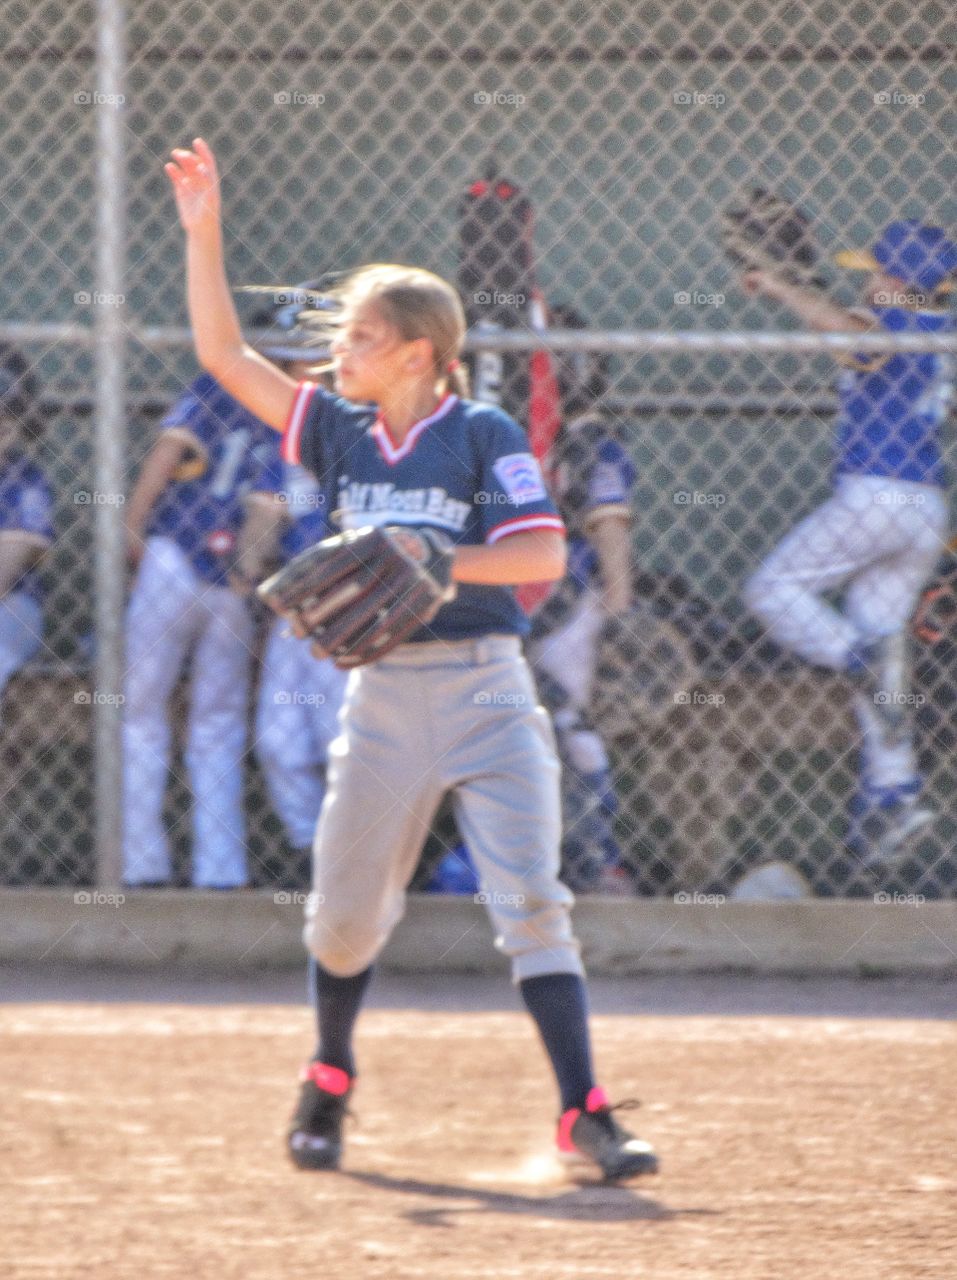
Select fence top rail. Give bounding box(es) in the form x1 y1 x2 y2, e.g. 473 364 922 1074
1 323 955 356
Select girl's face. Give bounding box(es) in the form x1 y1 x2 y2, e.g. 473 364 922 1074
330 297 423 403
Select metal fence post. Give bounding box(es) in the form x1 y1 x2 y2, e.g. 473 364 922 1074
92 0 128 889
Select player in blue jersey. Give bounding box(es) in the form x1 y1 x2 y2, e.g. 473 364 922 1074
166 137 659 1181
253 454 348 880
743 222 957 866
121 369 283 888
0 347 53 709
526 307 636 893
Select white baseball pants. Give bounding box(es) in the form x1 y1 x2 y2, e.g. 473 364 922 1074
745 473 948 788
122 537 254 887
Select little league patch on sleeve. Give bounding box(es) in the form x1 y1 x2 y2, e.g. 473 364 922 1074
492 453 547 505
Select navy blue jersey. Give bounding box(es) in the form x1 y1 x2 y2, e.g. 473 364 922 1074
0 450 54 602
835 306 954 486
148 373 282 584
282 386 564 639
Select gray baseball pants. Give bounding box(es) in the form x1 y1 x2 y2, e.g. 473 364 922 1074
302 635 583 982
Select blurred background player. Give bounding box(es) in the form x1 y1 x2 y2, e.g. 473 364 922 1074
245 300 348 885
526 305 636 893
743 222 957 866
121 367 281 888
0 345 53 708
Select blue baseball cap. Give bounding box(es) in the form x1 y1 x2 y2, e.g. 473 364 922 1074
835 221 957 292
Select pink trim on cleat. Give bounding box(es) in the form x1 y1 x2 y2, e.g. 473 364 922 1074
300 1061 352 1095
557 1107 581 1153
584 1086 609 1112
557 1086 609 1152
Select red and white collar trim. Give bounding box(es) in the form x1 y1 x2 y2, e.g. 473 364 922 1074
282 380 318 465
372 393 458 465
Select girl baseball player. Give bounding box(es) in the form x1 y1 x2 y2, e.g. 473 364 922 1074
166 138 658 1181
743 221 957 866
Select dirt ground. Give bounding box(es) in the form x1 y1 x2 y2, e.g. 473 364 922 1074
1 973 954 1279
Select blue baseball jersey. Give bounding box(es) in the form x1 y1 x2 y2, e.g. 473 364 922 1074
282 386 565 640
148 373 283 584
0 450 54 602
275 463 334 561
835 305 955 486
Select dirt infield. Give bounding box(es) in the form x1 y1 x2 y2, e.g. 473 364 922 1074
2 992 954 1279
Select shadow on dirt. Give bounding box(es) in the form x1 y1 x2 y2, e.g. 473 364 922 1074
344 1169 718 1226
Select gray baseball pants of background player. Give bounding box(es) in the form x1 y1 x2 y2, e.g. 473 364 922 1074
302 635 585 981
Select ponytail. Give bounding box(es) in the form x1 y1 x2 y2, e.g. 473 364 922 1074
444 358 470 399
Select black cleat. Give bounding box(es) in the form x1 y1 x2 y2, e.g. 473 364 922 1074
287 1061 353 1171
557 1087 659 1182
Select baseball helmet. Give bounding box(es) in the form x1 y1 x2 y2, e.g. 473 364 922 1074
237 278 334 363
835 221 957 293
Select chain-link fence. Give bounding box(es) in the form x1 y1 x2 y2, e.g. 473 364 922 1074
0 1 954 897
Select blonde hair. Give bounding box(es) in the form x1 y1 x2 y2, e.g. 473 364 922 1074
309 263 470 398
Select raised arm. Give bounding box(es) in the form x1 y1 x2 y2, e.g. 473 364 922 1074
165 138 297 432
741 270 874 335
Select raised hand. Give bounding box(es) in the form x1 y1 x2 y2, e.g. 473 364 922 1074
165 137 221 234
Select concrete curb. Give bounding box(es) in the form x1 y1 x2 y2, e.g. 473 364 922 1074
3 889 956 975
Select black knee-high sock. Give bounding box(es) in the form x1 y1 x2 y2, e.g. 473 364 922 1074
519 972 596 1112
308 958 373 1078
